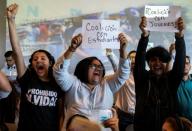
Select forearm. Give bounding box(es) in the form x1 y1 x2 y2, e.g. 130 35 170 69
8 18 19 53
53 56 75 91
107 58 130 93
120 48 128 59
0 72 12 92
172 36 186 81
166 48 175 72
7 18 26 77
64 47 75 59
134 34 148 80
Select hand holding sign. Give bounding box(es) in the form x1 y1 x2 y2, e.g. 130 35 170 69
175 17 185 37
139 16 150 37
118 33 128 59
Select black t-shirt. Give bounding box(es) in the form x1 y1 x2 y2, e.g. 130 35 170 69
17 69 63 131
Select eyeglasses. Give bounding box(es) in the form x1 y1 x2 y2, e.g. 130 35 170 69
89 64 104 71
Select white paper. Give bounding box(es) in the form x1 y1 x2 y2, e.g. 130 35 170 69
144 5 181 32
82 19 120 49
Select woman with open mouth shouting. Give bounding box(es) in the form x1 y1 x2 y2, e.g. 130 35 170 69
53 32 130 131
7 3 64 131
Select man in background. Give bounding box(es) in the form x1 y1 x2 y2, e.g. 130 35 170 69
107 49 136 131
1 51 17 82
1 50 20 93
177 56 192 122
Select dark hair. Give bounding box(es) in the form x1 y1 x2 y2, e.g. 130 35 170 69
66 114 89 130
4 50 14 57
128 50 136 58
29 49 55 78
146 46 171 63
74 57 105 84
164 116 192 131
186 55 191 63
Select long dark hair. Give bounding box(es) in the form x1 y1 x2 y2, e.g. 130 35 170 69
74 57 105 84
28 49 55 79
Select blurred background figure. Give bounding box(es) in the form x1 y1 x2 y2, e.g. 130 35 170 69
1 50 20 94
107 49 136 131
1 51 17 81
166 43 192 122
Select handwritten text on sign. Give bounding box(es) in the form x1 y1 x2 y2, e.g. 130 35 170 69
144 5 181 32
82 20 120 49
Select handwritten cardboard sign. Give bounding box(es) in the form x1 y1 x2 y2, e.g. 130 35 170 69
82 20 120 49
144 5 181 32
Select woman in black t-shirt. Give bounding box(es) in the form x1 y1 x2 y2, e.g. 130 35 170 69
6 3 64 131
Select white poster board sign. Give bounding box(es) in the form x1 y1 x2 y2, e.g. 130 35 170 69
144 5 181 32
82 20 120 49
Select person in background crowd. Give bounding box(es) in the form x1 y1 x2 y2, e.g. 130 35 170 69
7 3 64 131
177 56 192 122
1 51 17 82
107 49 136 131
166 44 192 122
0 48 19 131
1 50 21 94
134 16 186 131
53 32 129 130
1 51 16 73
